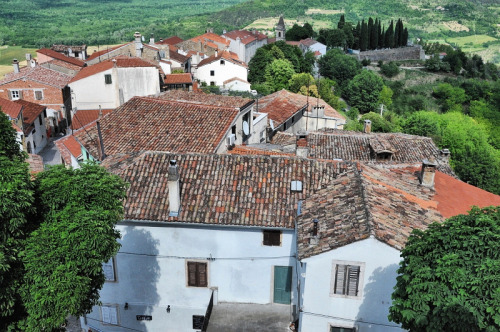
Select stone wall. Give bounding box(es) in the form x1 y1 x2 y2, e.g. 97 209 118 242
354 45 425 62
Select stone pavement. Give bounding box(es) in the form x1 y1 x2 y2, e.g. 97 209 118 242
39 136 62 166
65 315 82 332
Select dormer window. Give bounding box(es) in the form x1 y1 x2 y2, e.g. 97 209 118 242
9 90 20 100
375 151 393 161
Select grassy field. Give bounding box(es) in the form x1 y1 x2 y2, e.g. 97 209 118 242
428 34 499 63
0 46 37 66
305 8 344 15
245 17 333 33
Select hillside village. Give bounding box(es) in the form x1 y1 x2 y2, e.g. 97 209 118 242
1 16 500 332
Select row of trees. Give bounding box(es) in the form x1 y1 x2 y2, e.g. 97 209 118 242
0 112 127 330
317 16 408 51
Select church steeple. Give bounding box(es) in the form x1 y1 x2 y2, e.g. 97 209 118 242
275 15 286 41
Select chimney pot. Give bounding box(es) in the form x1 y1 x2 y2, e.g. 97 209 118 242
420 159 437 187
150 33 155 45
363 119 372 133
168 159 181 216
12 59 20 73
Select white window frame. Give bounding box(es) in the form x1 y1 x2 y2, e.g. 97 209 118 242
10 90 20 100
330 260 365 299
100 304 119 325
102 257 116 282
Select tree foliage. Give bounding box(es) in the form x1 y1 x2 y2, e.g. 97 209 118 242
265 59 295 92
345 70 384 113
389 206 500 332
0 114 128 330
318 49 361 91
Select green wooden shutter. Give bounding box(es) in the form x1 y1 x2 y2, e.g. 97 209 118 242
274 266 292 304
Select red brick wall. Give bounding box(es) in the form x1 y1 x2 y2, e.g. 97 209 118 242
0 79 64 111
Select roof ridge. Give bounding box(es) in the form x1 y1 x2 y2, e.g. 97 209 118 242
141 96 239 111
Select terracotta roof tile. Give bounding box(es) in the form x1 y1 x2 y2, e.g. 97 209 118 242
14 99 45 125
70 56 157 83
74 96 240 158
51 44 86 52
228 146 295 157
86 43 128 61
190 32 230 47
299 38 318 47
0 97 23 119
223 77 249 85
258 90 344 125
197 51 246 68
42 59 83 72
103 151 354 227
156 36 184 45
223 30 267 45
70 109 113 130
0 65 73 89
27 154 44 174
169 50 189 64
158 90 253 109
36 48 85 67
164 73 193 84
55 135 81 165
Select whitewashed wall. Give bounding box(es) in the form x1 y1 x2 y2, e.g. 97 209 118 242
69 68 117 110
195 60 248 88
117 67 160 102
299 237 405 332
82 223 297 332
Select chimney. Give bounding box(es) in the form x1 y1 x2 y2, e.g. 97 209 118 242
168 160 181 216
252 28 257 35
296 132 308 158
30 59 37 68
223 29 227 34
363 119 371 133
440 148 450 161
149 33 155 45
96 120 106 160
134 32 143 57
420 159 437 187
12 59 20 73
25 53 32 61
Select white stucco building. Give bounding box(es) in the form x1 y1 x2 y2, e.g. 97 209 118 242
69 57 161 111
14 99 48 154
222 29 268 64
194 51 249 91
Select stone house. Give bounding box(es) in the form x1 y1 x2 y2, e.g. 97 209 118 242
222 29 268 64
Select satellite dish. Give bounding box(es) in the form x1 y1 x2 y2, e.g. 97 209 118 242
243 121 250 135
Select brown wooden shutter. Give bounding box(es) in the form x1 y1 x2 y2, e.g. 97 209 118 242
263 231 270 245
334 264 346 295
188 262 197 286
198 263 207 287
347 265 360 296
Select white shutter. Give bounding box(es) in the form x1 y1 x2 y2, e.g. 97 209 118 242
335 264 346 295
103 258 115 281
101 306 111 324
347 265 360 296
102 305 118 325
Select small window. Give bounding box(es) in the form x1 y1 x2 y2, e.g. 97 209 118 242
38 114 43 126
210 81 215 86
34 90 43 100
101 305 118 325
330 260 365 298
220 60 225 65
102 258 116 282
231 125 236 135
187 261 208 287
104 74 112 84
210 70 215 76
193 315 205 329
263 230 281 246
10 90 20 100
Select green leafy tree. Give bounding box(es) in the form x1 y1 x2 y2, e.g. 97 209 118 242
288 73 315 93
0 109 24 161
433 83 467 112
21 164 127 330
389 206 500 332
380 62 400 78
360 112 396 132
318 49 362 90
403 111 441 138
265 59 295 92
345 70 384 113
378 85 394 108
248 48 274 83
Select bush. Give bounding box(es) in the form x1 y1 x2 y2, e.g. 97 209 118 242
380 62 400 78
361 59 371 66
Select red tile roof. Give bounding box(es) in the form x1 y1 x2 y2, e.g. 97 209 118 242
69 57 157 83
0 65 73 89
190 32 230 48
102 151 353 227
197 51 247 68
223 77 249 85
74 96 240 158
55 135 82 165
434 170 500 218
42 59 83 72
14 99 45 125
157 36 184 45
70 109 114 130
51 44 87 52
36 48 86 67
158 90 253 109
299 38 318 47
169 50 189 64
0 97 23 119
27 154 44 174
164 73 193 84
86 43 128 61
228 146 295 157
223 30 267 45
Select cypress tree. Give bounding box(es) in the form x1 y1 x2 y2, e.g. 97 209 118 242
394 19 401 47
385 20 394 48
360 19 368 51
399 20 405 47
368 17 374 50
403 27 408 47
353 21 361 50
371 18 379 50
338 15 345 29
378 24 384 49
